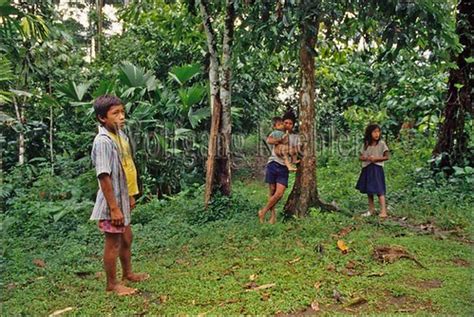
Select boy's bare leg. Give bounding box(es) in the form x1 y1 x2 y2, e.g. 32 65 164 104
378 195 388 218
120 226 150 282
258 183 286 222
268 184 277 224
104 232 136 295
259 184 274 223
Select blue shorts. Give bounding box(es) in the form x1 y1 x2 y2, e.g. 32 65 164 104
265 161 289 187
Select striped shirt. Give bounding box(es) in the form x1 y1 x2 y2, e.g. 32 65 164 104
90 125 131 226
267 133 300 166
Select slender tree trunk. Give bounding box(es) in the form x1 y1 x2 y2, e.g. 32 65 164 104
284 7 336 217
200 0 223 207
200 0 236 206
216 0 235 196
13 96 25 165
48 78 54 175
433 0 473 169
96 0 103 58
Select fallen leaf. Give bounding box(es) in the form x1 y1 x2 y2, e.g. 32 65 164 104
244 282 258 289
33 259 45 268
245 283 276 292
314 282 322 289
337 240 349 254
249 274 257 281
310 301 320 311
346 297 367 307
95 272 104 279
48 307 74 316
261 292 270 301
288 257 301 264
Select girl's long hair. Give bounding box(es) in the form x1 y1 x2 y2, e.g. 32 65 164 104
363 124 381 149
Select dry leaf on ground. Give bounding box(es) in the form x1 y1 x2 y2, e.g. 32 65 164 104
337 240 349 254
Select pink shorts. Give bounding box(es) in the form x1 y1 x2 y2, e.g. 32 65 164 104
98 220 126 233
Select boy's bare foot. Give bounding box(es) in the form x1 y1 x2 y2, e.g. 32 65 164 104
107 284 137 296
258 210 265 223
123 273 150 282
269 216 276 224
379 212 388 219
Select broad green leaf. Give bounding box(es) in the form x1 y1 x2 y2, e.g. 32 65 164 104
169 63 201 85
188 107 210 128
179 85 205 108
93 80 116 98
119 62 157 90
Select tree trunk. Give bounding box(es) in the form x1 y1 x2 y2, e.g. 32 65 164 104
200 0 223 207
96 0 103 58
216 0 235 196
13 96 25 165
200 0 235 207
48 79 54 175
433 0 473 169
284 7 337 217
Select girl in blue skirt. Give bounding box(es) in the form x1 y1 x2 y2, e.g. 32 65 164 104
356 124 390 218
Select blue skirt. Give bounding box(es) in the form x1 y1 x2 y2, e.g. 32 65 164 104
355 164 386 195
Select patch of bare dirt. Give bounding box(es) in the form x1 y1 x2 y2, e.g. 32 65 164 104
387 217 473 244
452 258 470 267
376 291 436 313
408 279 443 290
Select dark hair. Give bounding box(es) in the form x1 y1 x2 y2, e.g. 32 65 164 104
272 116 283 126
93 95 123 122
282 109 297 124
364 123 381 149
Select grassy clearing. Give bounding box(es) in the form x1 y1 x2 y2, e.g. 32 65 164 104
1 141 473 315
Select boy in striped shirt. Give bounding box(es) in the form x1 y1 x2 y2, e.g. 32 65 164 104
91 95 149 296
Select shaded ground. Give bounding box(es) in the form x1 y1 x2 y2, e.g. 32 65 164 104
2 147 473 315
2 191 472 315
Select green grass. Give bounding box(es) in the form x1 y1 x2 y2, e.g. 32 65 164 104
1 141 473 315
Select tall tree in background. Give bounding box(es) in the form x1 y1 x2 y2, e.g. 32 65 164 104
283 0 337 217
198 0 236 207
433 0 473 169
96 0 103 58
